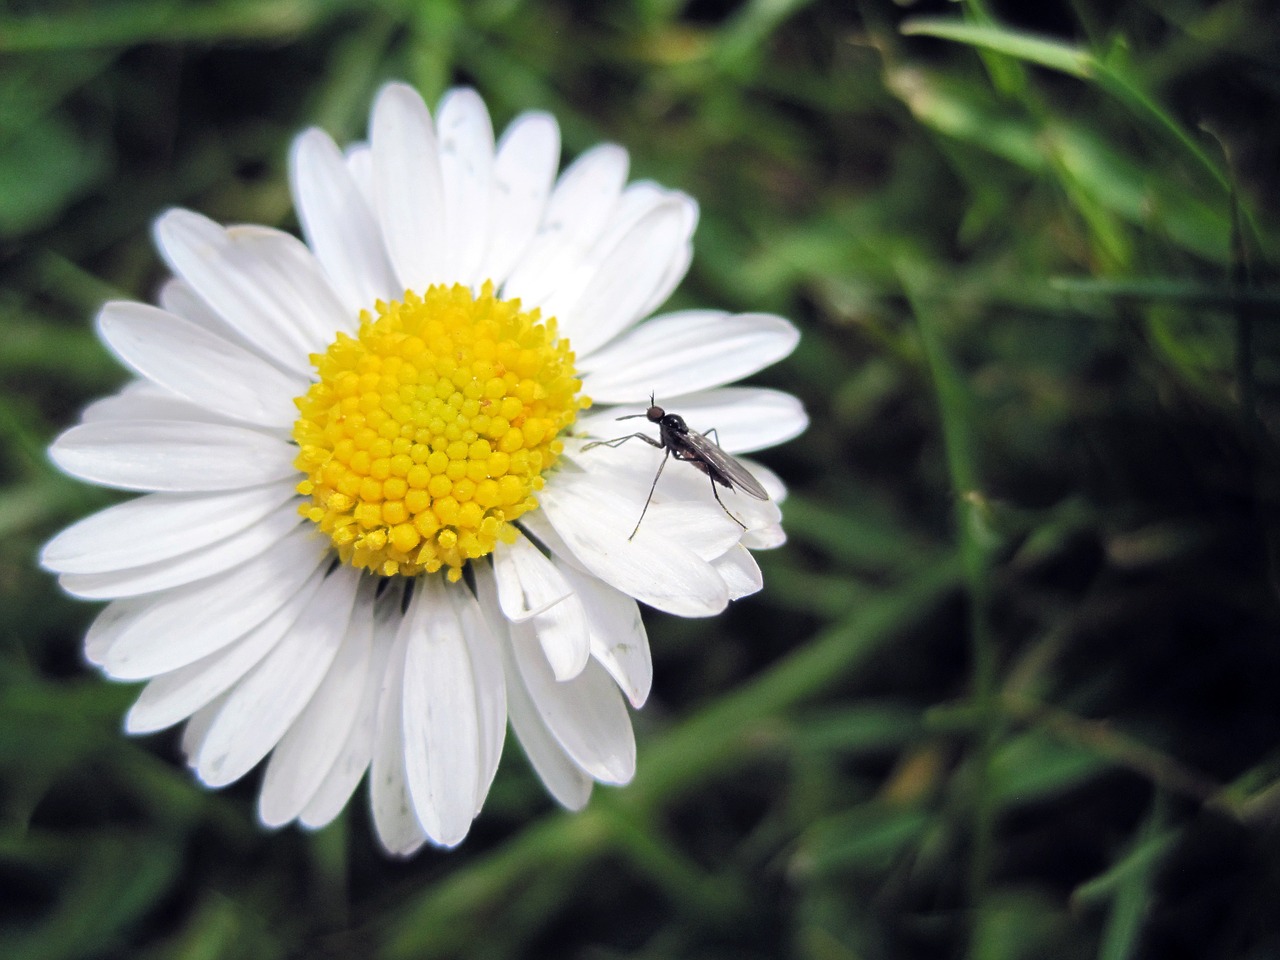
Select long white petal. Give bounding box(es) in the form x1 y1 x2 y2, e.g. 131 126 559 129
371 82 447 292
77 382 222 425
297 594 397 828
258 575 376 826
124 563 329 733
100 525 328 680
436 88 495 288
154 209 351 371
501 144 628 310
578 387 808 456
555 561 652 708
58 500 304 599
508 620 635 784
84 596 147 667
484 111 559 287
158 278 250 346
446 583 507 809
96 301 306 428
400 576 481 847
578 311 799 402
180 693 228 761
530 589 590 683
193 565 360 787
368 586 427 856
550 198 692 357
42 485 293 575
291 128 399 313
505 648 593 810
536 475 732 617
49 420 296 493
491 532 572 621
712 545 763 600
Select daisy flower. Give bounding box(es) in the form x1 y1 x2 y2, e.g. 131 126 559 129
41 83 806 853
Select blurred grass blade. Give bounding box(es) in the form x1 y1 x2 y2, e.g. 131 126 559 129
0 0 334 51
1075 801 1177 960
901 17 1229 194
1052 276 1280 309
904 17 1092 78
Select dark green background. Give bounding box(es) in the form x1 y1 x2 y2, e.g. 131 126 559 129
4 0 1280 957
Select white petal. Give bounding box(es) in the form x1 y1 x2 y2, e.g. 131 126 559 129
400 576 481 847
154 210 352 372
740 523 787 550
49 420 296 493
712 545 763 600
193 566 360 787
530 588 590 682
575 182 696 328
562 438 745 558
532 477 730 617
297 595 397 829
550 198 693 357
96 301 306 428
124 563 329 733
58 500 304 599
100 525 328 680
483 111 559 286
371 82 447 292
42 485 293 575
84 597 147 667
505 653 593 810
446 583 507 809
258 576 376 826
180 694 227 761
345 143 376 210
508 620 635 784
582 387 808 455
369 587 427 856
491 532 572 621
588 437 783 538
436 88 495 288
555 561 652 708
290 128 399 313
157 278 252 347
578 311 799 402
501 144 628 310
78 383 227 426
543 144 629 248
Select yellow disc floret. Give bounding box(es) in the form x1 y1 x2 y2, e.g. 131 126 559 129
292 282 588 582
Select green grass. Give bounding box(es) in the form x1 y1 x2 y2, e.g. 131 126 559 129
5 1 1280 957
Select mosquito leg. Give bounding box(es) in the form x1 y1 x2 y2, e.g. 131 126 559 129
629 451 670 540
708 472 747 530
704 426 722 446
582 432 663 451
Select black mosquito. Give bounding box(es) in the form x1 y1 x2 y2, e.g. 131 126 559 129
582 396 770 540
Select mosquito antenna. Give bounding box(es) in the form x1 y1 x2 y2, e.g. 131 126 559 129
617 391 659 423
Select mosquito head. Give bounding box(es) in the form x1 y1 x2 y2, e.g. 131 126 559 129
617 393 667 423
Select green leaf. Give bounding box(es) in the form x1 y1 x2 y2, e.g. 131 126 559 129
990 730 1110 807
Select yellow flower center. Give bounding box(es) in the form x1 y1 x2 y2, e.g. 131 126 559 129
292 282 587 582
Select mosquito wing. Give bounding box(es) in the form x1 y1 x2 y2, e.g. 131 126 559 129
682 429 771 500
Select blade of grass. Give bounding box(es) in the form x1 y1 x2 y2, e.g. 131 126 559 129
899 18 1229 195
898 258 1000 957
